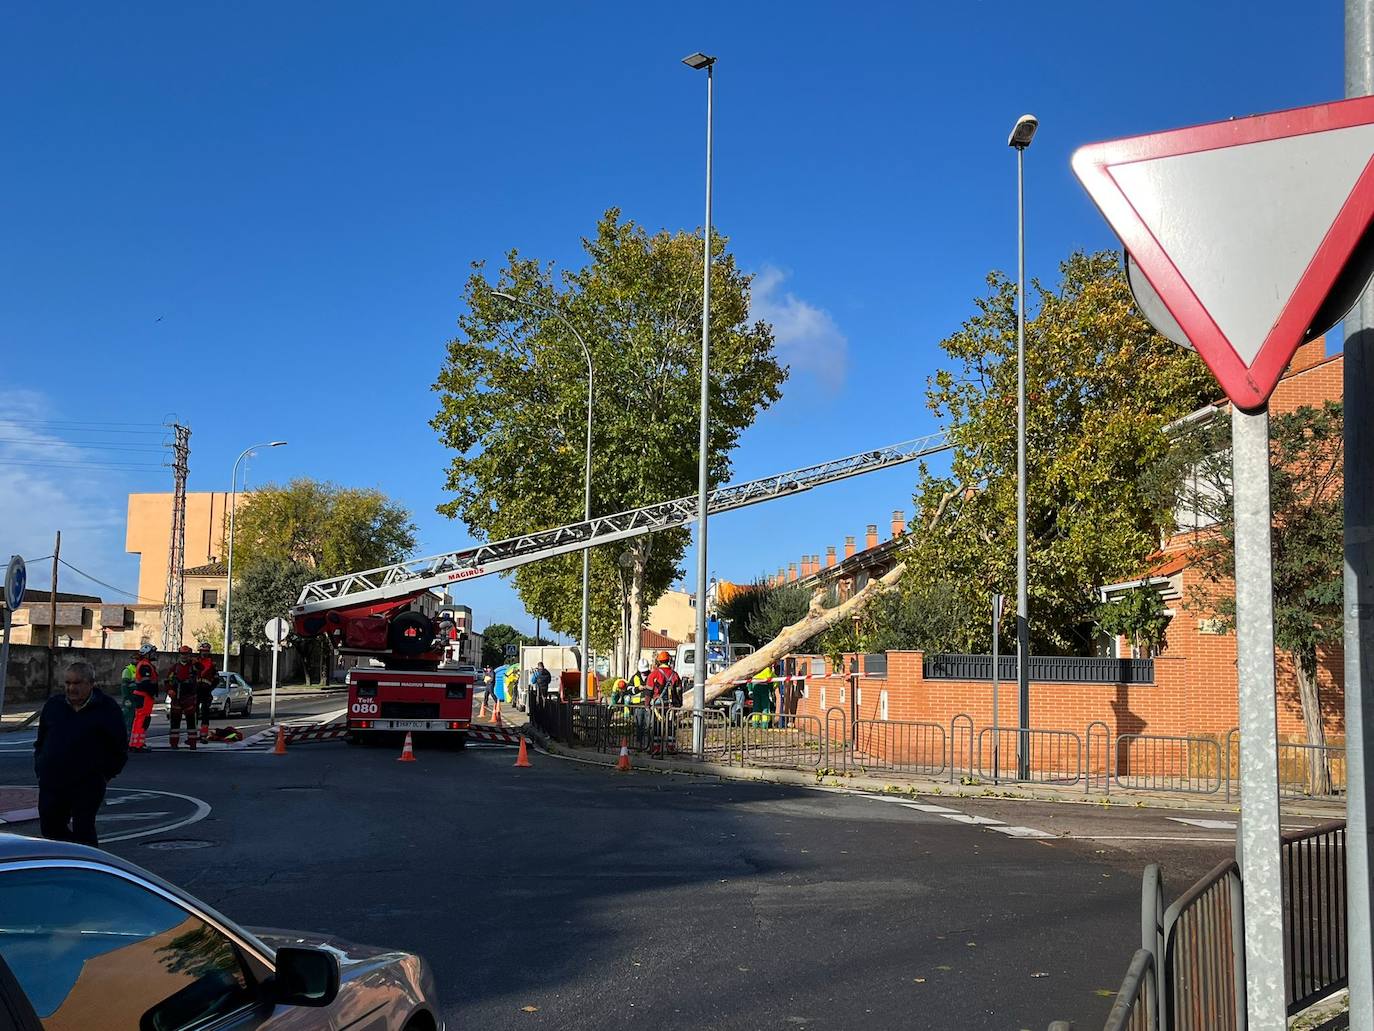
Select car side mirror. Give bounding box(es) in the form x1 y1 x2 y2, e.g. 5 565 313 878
271 947 340 1008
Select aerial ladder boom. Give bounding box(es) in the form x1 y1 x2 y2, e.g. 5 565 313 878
292 430 950 662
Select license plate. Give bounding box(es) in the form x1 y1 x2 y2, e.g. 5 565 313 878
389 720 429 731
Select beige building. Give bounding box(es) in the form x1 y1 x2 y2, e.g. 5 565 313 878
645 588 696 644
8 590 131 648
126 491 240 604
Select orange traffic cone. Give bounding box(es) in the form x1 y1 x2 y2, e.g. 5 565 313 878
616 738 632 772
272 727 287 756
514 737 533 768
398 731 417 763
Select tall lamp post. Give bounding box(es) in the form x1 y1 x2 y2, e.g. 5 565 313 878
492 291 595 693
1008 113 1038 781
683 50 715 755
222 440 287 671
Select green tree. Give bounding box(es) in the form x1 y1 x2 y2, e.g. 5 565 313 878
1093 584 1170 658
432 209 786 672
857 580 985 654
901 251 1215 654
480 622 557 668
1156 401 1343 786
229 478 416 573
746 584 813 645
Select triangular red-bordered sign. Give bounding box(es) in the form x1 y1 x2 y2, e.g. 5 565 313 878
1073 96 1374 410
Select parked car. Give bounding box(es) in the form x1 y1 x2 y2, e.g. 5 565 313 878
161 671 254 718
0 832 443 1030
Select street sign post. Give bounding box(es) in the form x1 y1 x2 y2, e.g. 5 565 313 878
1074 96 1374 1029
992 593 1003 785
264 617 289 723
0 556 26 718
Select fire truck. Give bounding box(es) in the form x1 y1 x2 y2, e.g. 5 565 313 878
289 432 951 746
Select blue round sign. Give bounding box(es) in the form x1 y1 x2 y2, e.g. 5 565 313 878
4 556 25 611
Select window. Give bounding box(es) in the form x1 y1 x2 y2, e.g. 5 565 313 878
201 589 219 610
0 866 257 1030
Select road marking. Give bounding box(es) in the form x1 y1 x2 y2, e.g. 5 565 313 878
994 826 1056 838
100 789 211 843
941 813 1005 826
104 792 162 806
1070 835 1235 843
900 802 959 814
1167 817 1237 830
97 812 172 823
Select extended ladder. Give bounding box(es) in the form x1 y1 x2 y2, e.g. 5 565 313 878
293 429 950 615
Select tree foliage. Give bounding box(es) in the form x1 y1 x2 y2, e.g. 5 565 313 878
480 622 556 669
1154 401 1343 762
229 478 416 574
900 251 1215 654
432 209 787 664
226 558 319 673
853 580 985 655
746 584 813 645
1093 584 1170 657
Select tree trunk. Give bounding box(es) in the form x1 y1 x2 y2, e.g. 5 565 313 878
626 544 646 678
1295 650 1330 796
683 562 907 707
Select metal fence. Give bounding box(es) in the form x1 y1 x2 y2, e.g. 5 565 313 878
1101 949 1158 1031
1162 858 1245 1031
1278 741 1347 801
845 719 946 777
975 727 1082 785
923 653 1154 684
1283 820 1347 1014
1113 734 1224 795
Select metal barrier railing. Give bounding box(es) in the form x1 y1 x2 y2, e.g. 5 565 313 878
1283 820 1347 1014
1278 741 1347 801
975 727 1083 786
1102 949 1158 1031
949 713 974 783
734 715 826 768
823 706 849 769
1114 734 1223 796
1161 858 1245 1031
1086 720 1112 795
848 719 946 777
1223 728 1240 803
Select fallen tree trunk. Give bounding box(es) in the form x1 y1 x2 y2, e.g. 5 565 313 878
682 561 908 708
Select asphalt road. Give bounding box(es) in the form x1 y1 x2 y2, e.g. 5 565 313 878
0 728 1252 1030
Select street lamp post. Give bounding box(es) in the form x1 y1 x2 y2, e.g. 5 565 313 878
1009 113 1037 782
492 291 595 694
222 441 287 671
683 50 715 756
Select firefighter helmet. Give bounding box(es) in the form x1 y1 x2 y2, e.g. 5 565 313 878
655 650 671 665
138 643 157 659
198 641 212 653
178 645 192 655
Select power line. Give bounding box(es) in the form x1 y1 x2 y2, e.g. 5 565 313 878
0 459 166 470
57 559 163 604
0 439 168 452
0 419 164 431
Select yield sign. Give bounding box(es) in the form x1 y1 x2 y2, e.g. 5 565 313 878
1072 96 1374 410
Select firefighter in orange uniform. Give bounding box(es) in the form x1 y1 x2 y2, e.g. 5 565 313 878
165 646 200 750
194 642 217 742
128 644 160 752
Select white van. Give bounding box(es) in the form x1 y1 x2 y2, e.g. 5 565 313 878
516 645 582 708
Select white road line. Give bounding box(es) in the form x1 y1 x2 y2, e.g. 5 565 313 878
100 789 212 843
856 794 922 804
1167 817 1237 830
900 802 959 814
940 814 1005 826
1070 835 1235 842
994 826 1056 838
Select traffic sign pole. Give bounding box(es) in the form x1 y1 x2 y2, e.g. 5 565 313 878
270 640 280 724
0 605 11 719
1232 405 1287 1030
1344 3 1374 1025
1 556 27 719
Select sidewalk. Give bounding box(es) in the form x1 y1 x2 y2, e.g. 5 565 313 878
525 728 1347 820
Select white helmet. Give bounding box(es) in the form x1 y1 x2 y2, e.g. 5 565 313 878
637 658 651 673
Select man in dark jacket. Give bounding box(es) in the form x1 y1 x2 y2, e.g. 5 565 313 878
33 660 128 847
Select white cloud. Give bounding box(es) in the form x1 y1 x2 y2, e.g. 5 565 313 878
750 264 849 388
0 390 155 602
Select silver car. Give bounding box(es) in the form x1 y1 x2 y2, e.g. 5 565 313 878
161 672 254 719
0 833 443 1030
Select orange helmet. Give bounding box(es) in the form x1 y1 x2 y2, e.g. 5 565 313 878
656 650 671 665
198 642 212 653
178 645 192 655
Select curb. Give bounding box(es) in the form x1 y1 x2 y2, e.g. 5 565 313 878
530 736 1345 818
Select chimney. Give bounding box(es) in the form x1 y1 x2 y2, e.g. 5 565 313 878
813 554 822 574
778 567 786 585
787 563 798 582
826 546 837 568
866 524 879 550
845 535 856 559
891 510 905 538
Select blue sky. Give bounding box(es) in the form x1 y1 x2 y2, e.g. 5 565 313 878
0 1 1342 637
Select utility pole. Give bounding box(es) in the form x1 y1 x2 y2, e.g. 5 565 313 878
46 531 59 695
1344 3 1374 1026
161 423 191 651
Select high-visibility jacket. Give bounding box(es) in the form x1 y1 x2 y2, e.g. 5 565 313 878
133 658 159 693
166 661 197 695
627 672 649 705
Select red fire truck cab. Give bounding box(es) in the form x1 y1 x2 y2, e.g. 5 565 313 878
346 664 475 746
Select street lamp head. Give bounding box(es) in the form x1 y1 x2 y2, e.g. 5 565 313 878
490 290 516 302
1008 114 1039 150
682 52 715 70
268 441 287 448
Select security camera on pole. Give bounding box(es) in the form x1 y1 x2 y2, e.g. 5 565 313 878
264 617 290 724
